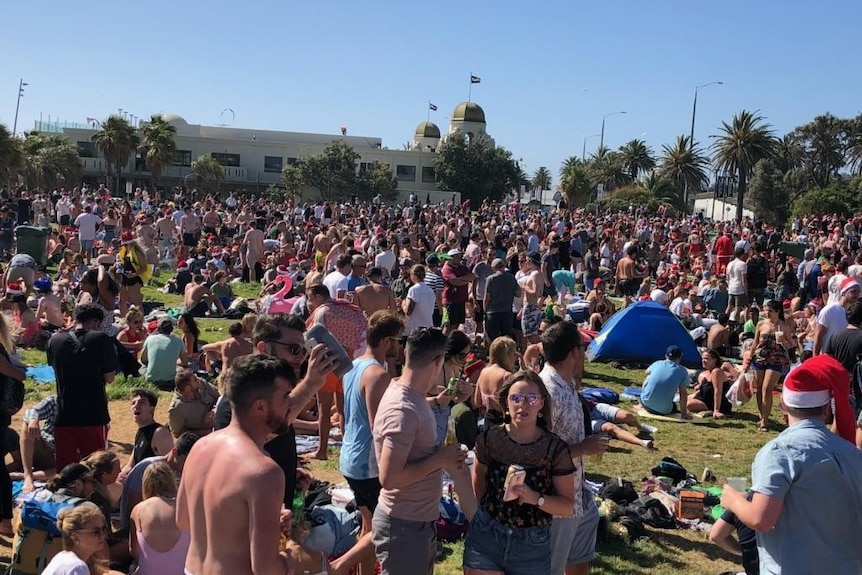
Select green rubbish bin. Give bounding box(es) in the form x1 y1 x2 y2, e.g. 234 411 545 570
14 226 50 267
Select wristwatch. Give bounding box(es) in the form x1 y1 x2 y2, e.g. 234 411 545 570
537 496 545 508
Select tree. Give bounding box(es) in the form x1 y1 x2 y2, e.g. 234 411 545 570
847 113 862 175
642 170 683 210
20 132 81 191
298 140 362 201
588 147 628 193
191 154 224 193
281 163 303 200
359 161 399 202
791 185 851 219
711 110 776 223
659 135 709 205
790 113 848 188
434 133 519 207
618 139 656 182
0 123 23 186
91 115 140 193
531 166 552 192
559 157 592 208
775 133 804 174
139 114 177 191
747 159 790 226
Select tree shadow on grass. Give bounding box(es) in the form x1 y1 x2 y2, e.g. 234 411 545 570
584 372 642 388
648 529 740 564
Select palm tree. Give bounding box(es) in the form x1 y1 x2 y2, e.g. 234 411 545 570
139 114 177 191
775 133 804 174
559 157 592 208
0 123 23 187
589 148 627 192
711 110 776 223
20 132 80 191
642 170 683 211
658 135 710 204
191 154 224 193
531 166 552 193
91 115 139 193
618 139 656 182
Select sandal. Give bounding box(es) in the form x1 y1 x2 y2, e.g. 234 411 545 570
758 423 769 432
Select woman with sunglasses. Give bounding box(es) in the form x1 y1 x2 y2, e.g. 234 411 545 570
464 370 575 575
751 299 794 431
42 502 109 575
117 309 146 354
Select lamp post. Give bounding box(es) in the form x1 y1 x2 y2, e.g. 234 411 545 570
684 81 723 210
582 134 601 160
599 111 626 151
12 78 28 137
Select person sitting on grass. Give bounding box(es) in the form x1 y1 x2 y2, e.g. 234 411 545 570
116 308 147 355
40 502 109 575
587 400 658 450
209 270 235 310
687 348 733 419
640 345 692 419
141 320 188 390
183 273 225 318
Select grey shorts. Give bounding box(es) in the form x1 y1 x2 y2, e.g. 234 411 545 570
590 403 620 434
372 508 436 575
550 493 599 573
729 293 749 308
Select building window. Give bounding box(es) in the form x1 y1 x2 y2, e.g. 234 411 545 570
134 153 146 172
173 150 192 167
421 167 436 183
396 165 416 182
77 141 97 158
264 156 283 173
211 152 241 167
359 162 371 172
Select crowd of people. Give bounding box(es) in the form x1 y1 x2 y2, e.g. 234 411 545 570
0 182 860 574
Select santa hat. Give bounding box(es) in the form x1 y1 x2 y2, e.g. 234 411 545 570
5 282 23 296
839 276 860 295
120 231 134 245
276 265 290 275
177 260 189 271
782 355 855 443
211 247 221 257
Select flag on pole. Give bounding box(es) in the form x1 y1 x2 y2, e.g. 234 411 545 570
470 75 481 84
429 102 438 111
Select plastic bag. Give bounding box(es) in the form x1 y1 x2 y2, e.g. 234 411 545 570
726 372 754 406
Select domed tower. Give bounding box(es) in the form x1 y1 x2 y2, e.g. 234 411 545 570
412 121 441 151
447 102 494 146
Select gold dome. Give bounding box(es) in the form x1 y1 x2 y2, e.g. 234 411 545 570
452 102 486 124
414 121 441 138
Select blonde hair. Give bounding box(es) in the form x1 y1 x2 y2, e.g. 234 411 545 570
57 503 108 574
488 337 517 372
125 308 144 324
241 313 257 336
142 461 177 500
81 451 119 484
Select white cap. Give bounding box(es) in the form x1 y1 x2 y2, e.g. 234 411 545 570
447 249 462 257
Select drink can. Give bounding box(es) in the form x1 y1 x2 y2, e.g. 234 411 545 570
447 377 459 396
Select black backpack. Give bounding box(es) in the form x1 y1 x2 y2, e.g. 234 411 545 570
626 495 676 529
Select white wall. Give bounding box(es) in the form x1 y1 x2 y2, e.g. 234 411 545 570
693 197 755 221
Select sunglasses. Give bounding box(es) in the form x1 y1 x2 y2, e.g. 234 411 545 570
269 340 308 357
509 392 540 406
79 526 109 538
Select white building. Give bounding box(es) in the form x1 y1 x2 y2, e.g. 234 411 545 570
37 101 496 204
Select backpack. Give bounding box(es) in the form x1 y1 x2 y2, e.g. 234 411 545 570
626 495 676 529
9 491 87 575
650 457 694 486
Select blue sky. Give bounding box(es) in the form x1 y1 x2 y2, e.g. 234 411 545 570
3 0 860 184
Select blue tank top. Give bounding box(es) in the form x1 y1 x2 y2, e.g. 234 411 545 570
339 357 381 480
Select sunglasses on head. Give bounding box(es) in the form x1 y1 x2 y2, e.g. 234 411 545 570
509 392 540 406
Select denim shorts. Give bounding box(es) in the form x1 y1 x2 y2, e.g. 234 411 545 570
463 508 551 575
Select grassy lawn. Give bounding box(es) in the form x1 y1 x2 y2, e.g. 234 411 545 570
17 274 763 574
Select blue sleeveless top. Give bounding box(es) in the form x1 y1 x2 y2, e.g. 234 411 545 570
339 357 381 480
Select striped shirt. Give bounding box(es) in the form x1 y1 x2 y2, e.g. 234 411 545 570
425 271 443 309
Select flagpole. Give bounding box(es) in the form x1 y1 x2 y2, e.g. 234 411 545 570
468 73 472 102
427 101 431 123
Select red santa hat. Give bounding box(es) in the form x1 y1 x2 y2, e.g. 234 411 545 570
276 265 290 275
120 231 134 245
839 276 860 295
177 260 189 271
782 355 856 443
5 282 23 296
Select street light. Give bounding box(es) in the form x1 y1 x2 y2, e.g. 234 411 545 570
12 78 28 137
599 111 626 151
685 81 723 209
582 134 601 160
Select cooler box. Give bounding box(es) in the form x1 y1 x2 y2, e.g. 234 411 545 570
14 226 49 267
566 302 591 323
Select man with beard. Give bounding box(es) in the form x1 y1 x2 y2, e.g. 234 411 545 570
212 314 339 505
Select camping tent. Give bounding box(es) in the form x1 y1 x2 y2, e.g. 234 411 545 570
585 300 701 368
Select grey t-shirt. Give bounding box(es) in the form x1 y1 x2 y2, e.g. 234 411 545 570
473 262 493 301
484 271 519 314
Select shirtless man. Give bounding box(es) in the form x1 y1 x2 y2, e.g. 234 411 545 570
34 277 64 329
184 274 225 318
313 227 332 272
155 210 178 259
177 355 295 575
242 221 266 283
221 321 253 369
521 251 545 344
202 205 222 235
353 267 396 316
180 206 202 248
615 245 644 299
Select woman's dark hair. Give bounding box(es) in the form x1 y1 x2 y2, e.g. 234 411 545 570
81 267 118 296
48 463 93 492
765 299 785 321
498 370 552 429
180 313 200 339
445 330 471 360
702 348 721 365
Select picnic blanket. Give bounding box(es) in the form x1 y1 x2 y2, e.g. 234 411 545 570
26 364 56 384
295 434 343 455
633 405 709 425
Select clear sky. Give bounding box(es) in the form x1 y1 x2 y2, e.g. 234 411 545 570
3 0 860 184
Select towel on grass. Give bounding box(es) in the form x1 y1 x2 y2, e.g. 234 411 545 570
26 364 56 384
